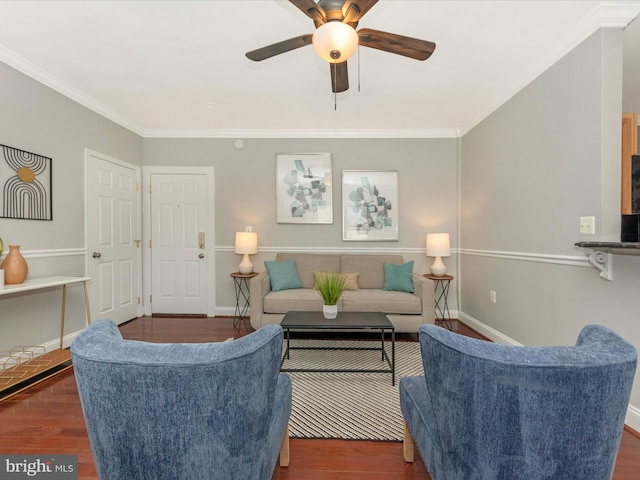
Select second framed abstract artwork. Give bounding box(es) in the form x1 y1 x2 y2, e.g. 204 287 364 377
342 170 398 241
276 153 333 224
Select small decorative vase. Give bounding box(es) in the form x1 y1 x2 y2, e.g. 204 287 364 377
323 304 338 320
0 245 28 284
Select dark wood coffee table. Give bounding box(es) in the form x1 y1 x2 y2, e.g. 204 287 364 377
279 311 395 385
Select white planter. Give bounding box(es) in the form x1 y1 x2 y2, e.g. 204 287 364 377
323 304 338 319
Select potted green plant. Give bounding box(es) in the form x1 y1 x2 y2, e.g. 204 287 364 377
315 272 346 319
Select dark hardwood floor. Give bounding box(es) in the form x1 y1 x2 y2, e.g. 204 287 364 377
1 316 638 479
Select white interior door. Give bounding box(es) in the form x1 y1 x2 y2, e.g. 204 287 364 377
86 150 141 324
150 173 209 314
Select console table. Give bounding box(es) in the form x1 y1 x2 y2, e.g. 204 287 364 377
0 276 91 398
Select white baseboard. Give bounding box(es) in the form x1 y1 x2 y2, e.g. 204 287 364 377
625 404 640 434
458 312 522 346
458 312 640 431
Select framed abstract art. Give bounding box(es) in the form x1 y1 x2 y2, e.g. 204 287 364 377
0 144 52 220
276 153 332 224
342 170 398 241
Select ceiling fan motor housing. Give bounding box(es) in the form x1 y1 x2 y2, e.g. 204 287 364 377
313 0 360 28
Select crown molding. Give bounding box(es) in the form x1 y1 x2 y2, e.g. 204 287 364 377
458 2 640 136
141 128 461 139
0 45 145 136
1 2 636 140
597 2 640 26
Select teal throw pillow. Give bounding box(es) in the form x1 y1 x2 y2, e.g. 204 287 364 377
383 261 415 293
265 259 303 292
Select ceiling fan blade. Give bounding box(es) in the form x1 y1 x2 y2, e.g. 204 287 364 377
342 0 378 23
246 34 313 61
330 61 349 93
289 0 326 24
358 28 436 61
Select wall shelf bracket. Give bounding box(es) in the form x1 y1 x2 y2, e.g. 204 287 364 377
585 249 613 281
574 242 640 280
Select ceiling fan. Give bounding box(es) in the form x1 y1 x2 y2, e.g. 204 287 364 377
246 0 436 93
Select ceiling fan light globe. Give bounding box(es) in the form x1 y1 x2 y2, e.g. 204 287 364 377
312 21 358 63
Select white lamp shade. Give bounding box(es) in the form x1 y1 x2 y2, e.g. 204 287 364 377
235 232 258 255
426 233 450 276
426 233 451 258
312 21 359 63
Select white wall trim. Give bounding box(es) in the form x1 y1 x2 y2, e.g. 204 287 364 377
1 4 636 139
0 45 144 136
141 128 460 139
626 404 640 433
460 248 590 268
458 3 640 135
458 312 523 346
1 248 86 260
215 245 459 255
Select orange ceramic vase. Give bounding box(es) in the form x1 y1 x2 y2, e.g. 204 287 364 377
0 245 28 284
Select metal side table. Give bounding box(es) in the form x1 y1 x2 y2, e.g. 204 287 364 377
424 274 454 330
230 272 258 327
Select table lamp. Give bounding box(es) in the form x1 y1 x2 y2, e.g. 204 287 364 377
426 233 450 276
235 228 258 274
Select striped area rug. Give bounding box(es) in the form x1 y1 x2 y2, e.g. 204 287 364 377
281 339 423 442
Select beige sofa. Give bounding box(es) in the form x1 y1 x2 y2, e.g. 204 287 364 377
249 253 434 333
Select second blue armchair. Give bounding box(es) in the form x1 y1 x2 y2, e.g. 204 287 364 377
400 324 637 480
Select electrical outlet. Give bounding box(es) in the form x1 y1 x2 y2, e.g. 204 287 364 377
579 216 596 235
490 290 497 304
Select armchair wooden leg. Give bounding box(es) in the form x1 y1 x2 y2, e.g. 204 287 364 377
279 424 290 467
403 421 415 463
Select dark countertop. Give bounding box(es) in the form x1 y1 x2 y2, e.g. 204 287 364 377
575 241 640 254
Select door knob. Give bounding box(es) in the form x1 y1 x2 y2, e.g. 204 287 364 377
198 253 205 259
92 252 102 258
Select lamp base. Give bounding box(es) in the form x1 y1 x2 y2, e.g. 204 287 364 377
238 254 254 274
430 256 447 276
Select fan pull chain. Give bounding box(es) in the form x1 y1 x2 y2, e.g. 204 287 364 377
358 44 361 93
333 62 337 111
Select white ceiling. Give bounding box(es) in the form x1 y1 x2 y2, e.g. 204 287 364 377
0 1 638 138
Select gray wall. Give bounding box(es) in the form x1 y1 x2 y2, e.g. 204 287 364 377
0 62 142 350
460 28 640 411
143 137 459 310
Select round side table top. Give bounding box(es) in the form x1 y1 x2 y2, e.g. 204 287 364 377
423 274 454 281
230 272 259 278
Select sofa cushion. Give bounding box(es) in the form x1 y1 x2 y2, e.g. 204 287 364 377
383 261 415 293
342 289 421 314
276 253 341 289
342 273 359 291
264 288 328 313
265 259 303 292
340 254 404 289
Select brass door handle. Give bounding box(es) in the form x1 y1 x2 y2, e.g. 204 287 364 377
92 252 102 258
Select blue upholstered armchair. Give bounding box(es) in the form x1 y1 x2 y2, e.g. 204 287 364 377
400 324 637 480
71 319 291 480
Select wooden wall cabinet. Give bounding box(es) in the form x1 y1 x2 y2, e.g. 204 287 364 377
621 112 639 214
